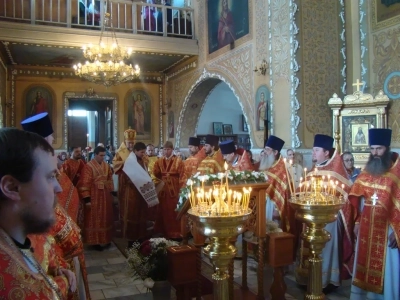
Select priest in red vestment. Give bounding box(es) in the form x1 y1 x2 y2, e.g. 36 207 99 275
0 128 76 299
77 146 114 249
62 146 86 186
295 134 354 291
349 128 400 299
153 141 185 239
181 137 206 184
118 142 159 246
219 140 253 171
21 112 89 299
197 134 225 175
257 135 292 232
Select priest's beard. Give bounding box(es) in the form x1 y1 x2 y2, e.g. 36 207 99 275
365 149 392 176
21 197 57 234
259 153 276 171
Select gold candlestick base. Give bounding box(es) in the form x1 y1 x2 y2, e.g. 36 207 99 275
290 199 344 300
188 209 251 300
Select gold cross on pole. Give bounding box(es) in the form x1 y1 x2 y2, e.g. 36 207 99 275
352 79 364 92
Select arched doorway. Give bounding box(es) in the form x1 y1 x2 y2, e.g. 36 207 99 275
176 70 251 148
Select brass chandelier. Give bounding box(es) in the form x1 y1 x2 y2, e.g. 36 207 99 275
73 10 140 87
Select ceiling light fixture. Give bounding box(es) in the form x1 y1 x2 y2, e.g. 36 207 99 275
73 4 140 87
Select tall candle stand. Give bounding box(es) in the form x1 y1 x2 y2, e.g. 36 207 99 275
187 175 252 300
289 173 345 300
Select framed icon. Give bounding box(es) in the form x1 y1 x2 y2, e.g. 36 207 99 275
223 124 233 135
213 122 223 135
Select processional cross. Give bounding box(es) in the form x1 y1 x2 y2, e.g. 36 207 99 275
371 193 378 206
352 79 364 92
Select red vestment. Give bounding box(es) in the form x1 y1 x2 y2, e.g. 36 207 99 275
265 156 291 232
197 149 225 175
48 204 90 300
0 229 70 299
77 160 114 245
153 156 185 238
62 159 86 186
229 150 254 171
57 172 81 224
349 154 400 294
118 156 152 241
296 151 355 280
182 147 206 187
217 10 235 48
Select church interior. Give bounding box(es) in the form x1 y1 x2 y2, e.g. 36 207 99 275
0 0 399 299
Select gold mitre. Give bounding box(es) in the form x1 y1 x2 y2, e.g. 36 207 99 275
124 127 136 142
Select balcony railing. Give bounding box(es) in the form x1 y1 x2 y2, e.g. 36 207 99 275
0 0 194 39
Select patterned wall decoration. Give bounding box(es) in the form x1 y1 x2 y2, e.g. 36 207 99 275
255 0 268 63
299 0 341 147
208 44 253 115
372 26 400 147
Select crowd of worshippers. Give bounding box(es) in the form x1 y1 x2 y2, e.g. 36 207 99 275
0 111 398 299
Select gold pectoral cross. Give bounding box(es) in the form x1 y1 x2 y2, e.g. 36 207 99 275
371 193 378 206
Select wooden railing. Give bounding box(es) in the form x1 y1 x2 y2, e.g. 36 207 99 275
0 0 194 38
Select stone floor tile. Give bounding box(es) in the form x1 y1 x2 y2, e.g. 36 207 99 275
88 273 106 282
86 258 110 267
107 257 126 264
90 290 105 300
102 285 141 298
88 279 117 291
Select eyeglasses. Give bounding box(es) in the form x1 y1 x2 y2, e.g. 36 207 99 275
343 159 354 162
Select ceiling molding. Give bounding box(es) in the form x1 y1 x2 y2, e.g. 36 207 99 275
0 21 199 55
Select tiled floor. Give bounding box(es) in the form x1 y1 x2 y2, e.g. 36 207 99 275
85 243 350 300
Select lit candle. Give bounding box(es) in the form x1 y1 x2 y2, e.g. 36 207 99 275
228 190 232 209
86 133 89 146
224 162 229 189
201 177 205 192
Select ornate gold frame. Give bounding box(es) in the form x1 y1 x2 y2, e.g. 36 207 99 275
328 90 389 167
371 0 400 31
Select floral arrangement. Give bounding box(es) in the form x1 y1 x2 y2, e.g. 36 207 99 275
177 170 267 211
126 238 179 289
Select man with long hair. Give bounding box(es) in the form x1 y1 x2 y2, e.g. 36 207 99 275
349 128 399 299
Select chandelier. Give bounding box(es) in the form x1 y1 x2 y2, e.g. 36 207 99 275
73 11 140 87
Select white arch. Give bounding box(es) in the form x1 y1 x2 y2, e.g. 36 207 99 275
175 68 252 147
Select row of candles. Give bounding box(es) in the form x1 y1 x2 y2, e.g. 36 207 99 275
187 162 252 216
283 158 343 204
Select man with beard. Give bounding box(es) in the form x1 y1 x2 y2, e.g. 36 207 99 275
119 142 159 247
77 146 114 251
181 137 206 184
197 134 225 174
219 140 253 171
0 128 76 299
179 137 206 243
112 128 136 173
21 112 89 299
62 146 86 186
296 134 354 293
349 128 399 299
257 135 292 232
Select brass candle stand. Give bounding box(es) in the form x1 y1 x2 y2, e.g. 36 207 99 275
188 208 251 300
289 175 345 300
